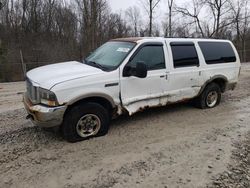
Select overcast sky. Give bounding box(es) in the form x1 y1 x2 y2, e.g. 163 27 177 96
108 0 138 11
108 0 167 12
108 0 167 24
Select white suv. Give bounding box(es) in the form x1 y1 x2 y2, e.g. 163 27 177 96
23 37 241 142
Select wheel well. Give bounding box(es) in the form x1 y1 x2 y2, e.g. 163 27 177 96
199 77 228 96
212 78 227 92
64 97 114 118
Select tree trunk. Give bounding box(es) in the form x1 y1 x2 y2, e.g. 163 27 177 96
149 0 153 36
169 6 172 37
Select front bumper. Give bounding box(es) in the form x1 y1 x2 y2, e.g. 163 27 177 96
23 94 67 128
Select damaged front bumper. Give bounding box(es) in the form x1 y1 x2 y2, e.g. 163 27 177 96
23 94 67 128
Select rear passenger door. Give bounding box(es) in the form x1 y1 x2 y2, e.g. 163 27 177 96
163 42 202 102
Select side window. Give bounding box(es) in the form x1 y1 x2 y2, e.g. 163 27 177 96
171 43 199 68
198 42 236 64
129 45 165 70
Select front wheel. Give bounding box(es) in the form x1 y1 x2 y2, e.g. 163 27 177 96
194 83 221 109
62 102 110 142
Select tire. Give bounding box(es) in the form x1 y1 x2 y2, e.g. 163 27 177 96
62 102 110 142
194 83 221 109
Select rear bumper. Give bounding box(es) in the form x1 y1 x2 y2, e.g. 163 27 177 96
23 94 67 128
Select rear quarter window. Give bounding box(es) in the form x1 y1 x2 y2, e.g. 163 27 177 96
198 42 236 64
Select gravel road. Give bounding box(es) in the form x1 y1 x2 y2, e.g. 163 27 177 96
0 64 249 188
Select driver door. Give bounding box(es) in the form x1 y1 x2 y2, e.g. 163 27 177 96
120 42 167 115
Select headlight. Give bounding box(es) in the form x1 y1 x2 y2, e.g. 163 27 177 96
39 88 58 107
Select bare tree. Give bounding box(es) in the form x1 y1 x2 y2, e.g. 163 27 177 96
125 6 141 36
175 0 205 37
205 0 232 38
140 0 161 36
0 0 7 10
167 0 174 37
230 0 250 61
75 0 108 55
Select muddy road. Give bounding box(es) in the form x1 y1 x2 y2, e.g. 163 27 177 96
0 64 250 188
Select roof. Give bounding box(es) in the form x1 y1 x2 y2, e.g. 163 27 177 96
110 37 231 43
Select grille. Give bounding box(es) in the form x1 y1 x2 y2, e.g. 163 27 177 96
26 79 39 104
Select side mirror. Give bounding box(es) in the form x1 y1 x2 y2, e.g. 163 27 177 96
135 62 147 78
123 62 148 78
123 65 132 77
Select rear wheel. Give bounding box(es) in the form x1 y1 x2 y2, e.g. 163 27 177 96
194 83 221 109
62 102 110 142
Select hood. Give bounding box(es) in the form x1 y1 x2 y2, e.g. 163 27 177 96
26 61 103 89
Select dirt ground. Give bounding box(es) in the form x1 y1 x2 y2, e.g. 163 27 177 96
0 64 249 188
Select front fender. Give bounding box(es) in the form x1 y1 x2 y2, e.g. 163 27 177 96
67 92 117 108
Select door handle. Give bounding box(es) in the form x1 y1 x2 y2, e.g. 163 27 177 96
160 74 168 80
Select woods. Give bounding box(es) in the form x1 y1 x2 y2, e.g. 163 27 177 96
0 0 250 81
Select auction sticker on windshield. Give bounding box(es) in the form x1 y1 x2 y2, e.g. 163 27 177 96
117 48 130 53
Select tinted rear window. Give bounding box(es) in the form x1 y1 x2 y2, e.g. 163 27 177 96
198 42 236 64
171 42 199 68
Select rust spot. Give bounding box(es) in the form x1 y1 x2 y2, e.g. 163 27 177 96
138 105 150 112
135 103 167 114
111 37 143 43
25 97 33 107
178 98 191 103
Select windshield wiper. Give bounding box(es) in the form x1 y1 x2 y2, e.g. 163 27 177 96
83 59 107 71
90 61 108 70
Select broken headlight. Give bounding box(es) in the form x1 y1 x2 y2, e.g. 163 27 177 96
39 88 58 107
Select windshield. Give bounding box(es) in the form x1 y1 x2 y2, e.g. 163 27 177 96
84 41 136 71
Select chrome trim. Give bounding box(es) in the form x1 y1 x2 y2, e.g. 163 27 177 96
26 79 40 104
23 94 67 128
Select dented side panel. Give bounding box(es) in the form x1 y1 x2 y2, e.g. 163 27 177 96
119 39 172 115
123 87 201 115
